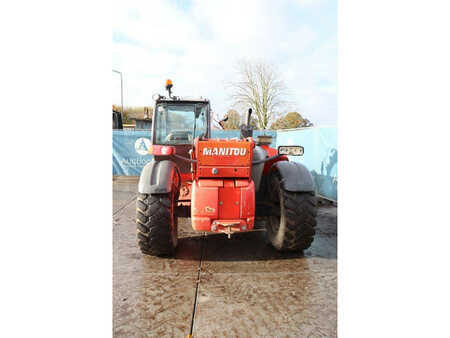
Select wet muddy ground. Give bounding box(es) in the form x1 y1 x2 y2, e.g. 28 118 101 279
113 177 337 337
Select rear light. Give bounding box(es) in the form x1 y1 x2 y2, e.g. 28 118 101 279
161 146 174 155
149 145 175 156
278 145 304 156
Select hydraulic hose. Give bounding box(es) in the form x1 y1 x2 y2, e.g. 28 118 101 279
172 154 197 163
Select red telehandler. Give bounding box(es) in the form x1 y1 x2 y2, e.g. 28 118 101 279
136 80 317 256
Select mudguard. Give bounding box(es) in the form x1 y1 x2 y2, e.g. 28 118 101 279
271 161 315 192
138 160 179 194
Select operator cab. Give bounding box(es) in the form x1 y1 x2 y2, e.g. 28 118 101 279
152 99 210 145
152 79 210 146
151 80 211 173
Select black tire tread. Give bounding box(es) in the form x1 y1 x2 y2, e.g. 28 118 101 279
280 190 317 251
136 193 174 256
267 171 318 251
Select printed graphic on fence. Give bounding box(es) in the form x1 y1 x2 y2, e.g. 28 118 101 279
134 137 151 156
113 127 336 200
113 131 153 176
276 127 337 201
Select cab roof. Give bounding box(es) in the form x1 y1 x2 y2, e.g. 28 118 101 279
156 96 209 104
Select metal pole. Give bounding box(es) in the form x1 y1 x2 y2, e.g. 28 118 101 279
120 73 123 116
112 69 123 115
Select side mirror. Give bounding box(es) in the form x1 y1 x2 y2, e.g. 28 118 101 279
218 115 229 129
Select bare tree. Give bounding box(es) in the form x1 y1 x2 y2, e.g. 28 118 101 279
227 59 288 130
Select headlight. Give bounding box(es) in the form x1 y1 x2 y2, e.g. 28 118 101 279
278 145 304 156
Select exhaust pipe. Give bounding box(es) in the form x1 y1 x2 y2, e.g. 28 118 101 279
240 108 254 138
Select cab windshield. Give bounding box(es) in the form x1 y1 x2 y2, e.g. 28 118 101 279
154 103 207 144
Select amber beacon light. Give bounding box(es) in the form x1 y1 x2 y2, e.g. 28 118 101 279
165 79 173 97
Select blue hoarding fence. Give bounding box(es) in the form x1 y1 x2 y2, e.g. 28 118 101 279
113 130 154 176
276 127 337 201
113 127 336 201
113 130 276 176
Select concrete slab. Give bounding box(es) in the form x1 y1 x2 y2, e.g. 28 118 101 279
113 177 138 214
200 231 336 275
113 179 337 337
113 182 202 336
192 271 336 337
192 205 337 337
114 273 198 337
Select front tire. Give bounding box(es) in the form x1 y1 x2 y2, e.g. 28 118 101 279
136 191 178 256
266 173 317 251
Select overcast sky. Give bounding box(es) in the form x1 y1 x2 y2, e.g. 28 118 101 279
112 0 337 125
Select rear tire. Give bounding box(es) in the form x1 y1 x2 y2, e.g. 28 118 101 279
136 191 178 256
266 173 317 251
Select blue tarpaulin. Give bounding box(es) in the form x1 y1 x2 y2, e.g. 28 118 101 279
113 127 337 200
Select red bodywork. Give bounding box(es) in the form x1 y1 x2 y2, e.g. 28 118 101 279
190 138 256 234
259 144 289 175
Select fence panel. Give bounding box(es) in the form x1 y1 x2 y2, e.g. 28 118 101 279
276 127 337 201
113 130 153 176
113 128 336 201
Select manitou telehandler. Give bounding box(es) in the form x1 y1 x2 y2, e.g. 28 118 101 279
136 80 317 256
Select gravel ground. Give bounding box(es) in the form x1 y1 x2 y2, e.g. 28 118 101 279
113 177 337 337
